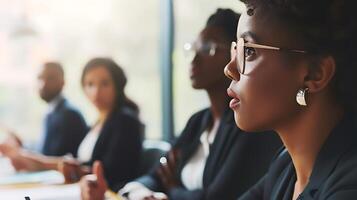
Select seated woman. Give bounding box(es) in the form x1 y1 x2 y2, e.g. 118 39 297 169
224 0 357 199
79 9 281 200
0 58 143 189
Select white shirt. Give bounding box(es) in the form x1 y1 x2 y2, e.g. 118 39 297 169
180 121 219 190
119 120 220 198
47 94 63 114
77 123 102 163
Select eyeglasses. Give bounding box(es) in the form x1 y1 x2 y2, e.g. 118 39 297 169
184 41 230 59
230 38 307 75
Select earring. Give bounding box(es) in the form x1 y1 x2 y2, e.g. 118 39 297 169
296 88 309 106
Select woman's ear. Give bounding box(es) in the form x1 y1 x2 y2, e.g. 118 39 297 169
304 56 336 93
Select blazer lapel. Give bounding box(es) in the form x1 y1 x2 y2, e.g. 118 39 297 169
177 110 212 172
203 108 237 186
88 110 116 164
301 112 356 199
270 163 295 200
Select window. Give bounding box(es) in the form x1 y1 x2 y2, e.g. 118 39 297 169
173 0 244 135
0 0 161 141
0 0 244 142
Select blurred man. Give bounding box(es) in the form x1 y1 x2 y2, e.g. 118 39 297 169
2 62 87 157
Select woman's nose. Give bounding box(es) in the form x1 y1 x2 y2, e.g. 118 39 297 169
224 58 240 81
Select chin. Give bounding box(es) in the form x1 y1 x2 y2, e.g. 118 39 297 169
191 82 204 89
234 112 268 133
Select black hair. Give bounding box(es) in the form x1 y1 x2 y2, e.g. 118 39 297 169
206 8 241 42
81 57 139 114
44 62 64 77
240 0 357 111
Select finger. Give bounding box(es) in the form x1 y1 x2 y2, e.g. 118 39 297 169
80 176 99 200
160 160 174 179
153 192 168 200
173 148 181 160
80 179 90 198
156 167 168 185
60 162 80 183
143 196 156 200
93 161 106 188
167 151 176 171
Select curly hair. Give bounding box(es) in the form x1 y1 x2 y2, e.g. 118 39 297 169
240 0 357 111
206 8 241 42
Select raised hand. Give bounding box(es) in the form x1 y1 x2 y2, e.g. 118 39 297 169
80 161 108 200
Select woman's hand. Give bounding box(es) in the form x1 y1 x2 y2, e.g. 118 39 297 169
80 161 108 200
0 145 37 171
59 159 91 183
142 193 168 200
156 149 180 191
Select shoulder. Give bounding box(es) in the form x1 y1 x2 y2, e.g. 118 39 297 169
269 147 291 172
172 108 210 146
57 98 83 118
183 108 211 127
105 108 143 137
110 108 141 125
262 147 292 188
320 146 357 199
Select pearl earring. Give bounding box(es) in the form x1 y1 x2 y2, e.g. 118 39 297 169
296 88 309 106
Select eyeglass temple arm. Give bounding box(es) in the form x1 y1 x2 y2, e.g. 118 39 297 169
245 43 306 53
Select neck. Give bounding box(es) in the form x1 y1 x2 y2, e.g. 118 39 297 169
98 109 111 124
206 83 230 122
46 93 62 103
276 99 344 193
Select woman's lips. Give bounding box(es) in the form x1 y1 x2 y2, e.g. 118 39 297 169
190 66 199 78
229 98 240 109
227 87 240 109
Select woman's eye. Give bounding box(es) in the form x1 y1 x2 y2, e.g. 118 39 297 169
245 47 256 58
86 82 93 87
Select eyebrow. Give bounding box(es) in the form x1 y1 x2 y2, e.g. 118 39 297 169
240 31 260 43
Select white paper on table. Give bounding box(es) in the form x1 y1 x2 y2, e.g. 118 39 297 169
0 170 65 186
0 183 81 200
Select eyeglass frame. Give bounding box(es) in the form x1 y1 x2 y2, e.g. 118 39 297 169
184 40 230 57
230 37 307 76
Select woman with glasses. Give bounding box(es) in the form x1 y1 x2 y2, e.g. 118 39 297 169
79 8 281 200
224 0 357 199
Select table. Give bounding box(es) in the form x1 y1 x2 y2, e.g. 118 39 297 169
0 157 125 200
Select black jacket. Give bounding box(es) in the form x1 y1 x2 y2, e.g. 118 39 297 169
83 107 143 190
239 112 357 200
41 97 87 157
137 108 282 200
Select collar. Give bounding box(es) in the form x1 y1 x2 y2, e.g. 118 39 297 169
47 94 64 114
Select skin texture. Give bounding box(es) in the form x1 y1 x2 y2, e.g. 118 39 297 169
37 64 64 103
190 26 231 91
225 8 310 133
225 5 344 200
82 66 116 116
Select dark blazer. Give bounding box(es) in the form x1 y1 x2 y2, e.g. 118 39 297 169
41 97 87 157
136 108 282 200
83 107 143 190
239 112 357 200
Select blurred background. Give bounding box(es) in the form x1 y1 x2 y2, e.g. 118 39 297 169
0 0 244 142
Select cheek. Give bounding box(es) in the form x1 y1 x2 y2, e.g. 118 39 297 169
236 60 300 131
206 57 229 79
84 88 96 101
101 86 116 103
